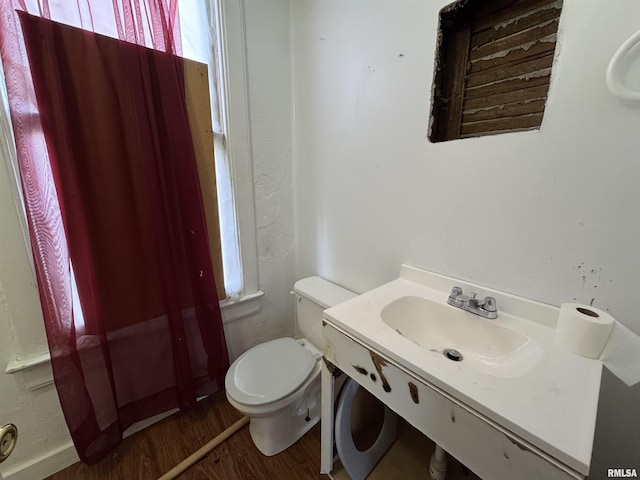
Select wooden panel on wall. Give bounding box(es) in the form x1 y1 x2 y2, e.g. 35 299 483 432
429 0 563 142
183 59 226 301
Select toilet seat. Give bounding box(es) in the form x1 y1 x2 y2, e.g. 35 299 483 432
335 378 398 480
226 337 318 406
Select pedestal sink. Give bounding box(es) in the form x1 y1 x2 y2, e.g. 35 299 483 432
381 296 542 377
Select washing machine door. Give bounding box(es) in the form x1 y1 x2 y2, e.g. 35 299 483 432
226 337 317 406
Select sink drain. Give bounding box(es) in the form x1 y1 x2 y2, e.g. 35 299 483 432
443 349 463 362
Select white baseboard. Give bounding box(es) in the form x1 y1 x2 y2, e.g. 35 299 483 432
1 408 178 480
1 441 78 480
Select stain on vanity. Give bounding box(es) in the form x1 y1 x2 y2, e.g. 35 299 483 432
408 382 419 404
370 351 391 393
507 436 533 454
322 357 340 376
353 365 368 376
370 373 377 382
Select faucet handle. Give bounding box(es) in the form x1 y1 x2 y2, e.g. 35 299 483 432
482 296 497 312
467 291 479 307
449 286 463 299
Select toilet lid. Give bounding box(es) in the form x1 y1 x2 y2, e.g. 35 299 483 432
226 338 317 406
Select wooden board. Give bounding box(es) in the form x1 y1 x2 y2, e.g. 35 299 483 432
183 59 226 301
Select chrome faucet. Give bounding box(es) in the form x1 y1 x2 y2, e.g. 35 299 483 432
447 286 497 319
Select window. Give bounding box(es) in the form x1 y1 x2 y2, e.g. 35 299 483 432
429 0 563 142
1 0 258 302
181 0 260 302
1 0 260 396
181 1 243 299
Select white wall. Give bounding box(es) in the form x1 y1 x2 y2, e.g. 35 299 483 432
292 0 640 474
0 142 77 478
224 0 296 359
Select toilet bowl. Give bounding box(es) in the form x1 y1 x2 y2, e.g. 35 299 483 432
225 276 357 456
225 337 322 456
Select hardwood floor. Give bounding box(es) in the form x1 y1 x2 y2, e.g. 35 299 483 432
46 392 324 480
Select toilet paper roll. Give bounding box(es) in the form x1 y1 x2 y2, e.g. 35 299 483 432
555 304 615 359
600 321 640 387
555 303 640 387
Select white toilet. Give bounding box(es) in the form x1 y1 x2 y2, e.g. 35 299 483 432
225 276 356 456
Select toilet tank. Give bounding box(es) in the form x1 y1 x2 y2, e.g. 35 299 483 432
293 276 356 348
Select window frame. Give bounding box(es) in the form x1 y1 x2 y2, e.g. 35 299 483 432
215 0 260 300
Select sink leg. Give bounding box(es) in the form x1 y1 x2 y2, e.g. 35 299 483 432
429 444 447 480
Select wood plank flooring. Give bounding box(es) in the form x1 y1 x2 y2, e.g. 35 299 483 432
46 392 323 480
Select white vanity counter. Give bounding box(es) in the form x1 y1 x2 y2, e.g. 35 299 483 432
323 265 602 477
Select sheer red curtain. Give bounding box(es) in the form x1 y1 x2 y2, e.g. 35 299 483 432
0 1 228 464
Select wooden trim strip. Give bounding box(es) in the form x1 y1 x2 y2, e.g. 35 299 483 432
460 112 544 135
464 83 550 109
469 20 559 61
465 72 550 100
471 5 560 48
468 38 556 75
472 0 559 34
467 52 555 88
462 98 547 122
471 6 561 49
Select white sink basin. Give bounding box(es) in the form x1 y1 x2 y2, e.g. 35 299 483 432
381 296 541 377
323 265 604 476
